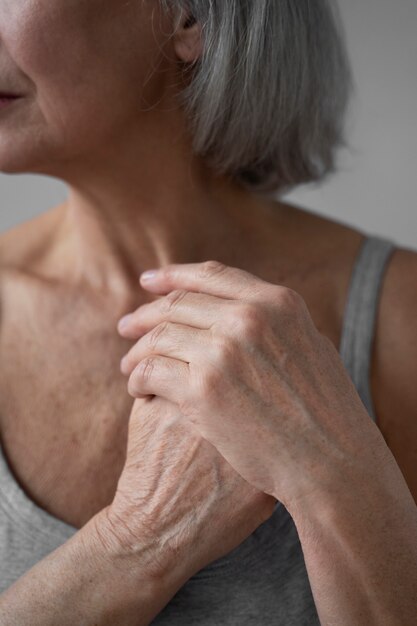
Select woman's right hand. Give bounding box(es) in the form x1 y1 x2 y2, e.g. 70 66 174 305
98 395 277 579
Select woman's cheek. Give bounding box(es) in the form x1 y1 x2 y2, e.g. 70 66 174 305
1 1 96 92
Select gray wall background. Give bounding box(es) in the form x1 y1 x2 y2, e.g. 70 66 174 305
1 0 416 250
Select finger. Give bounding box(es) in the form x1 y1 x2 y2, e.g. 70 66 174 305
138 260 270 299
126 395 199 453
127 354 190 405
120 322 210 376
118 290 233 339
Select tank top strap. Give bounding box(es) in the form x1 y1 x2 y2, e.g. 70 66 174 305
339 233 397 422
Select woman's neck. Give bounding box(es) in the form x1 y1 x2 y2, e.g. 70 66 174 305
39 175 273 301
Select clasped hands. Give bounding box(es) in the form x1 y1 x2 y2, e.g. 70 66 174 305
116 260 376 513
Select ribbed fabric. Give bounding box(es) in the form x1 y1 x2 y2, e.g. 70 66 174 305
0 231 396 624
339 234 396 422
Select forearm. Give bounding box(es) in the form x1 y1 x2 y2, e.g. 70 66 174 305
0 507 193 626
288 442 417 626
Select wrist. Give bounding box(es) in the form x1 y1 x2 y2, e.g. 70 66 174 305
283 445 417 626
87 505 198 586
65 507 196 626
286 438 417 536
0 505 188 626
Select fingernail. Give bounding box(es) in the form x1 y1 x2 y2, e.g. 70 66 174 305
118 314 132 330
140 269 158 282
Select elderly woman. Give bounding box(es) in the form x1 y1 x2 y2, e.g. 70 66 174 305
0 0 416 624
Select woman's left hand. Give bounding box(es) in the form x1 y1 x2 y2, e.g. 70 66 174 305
116 260 382 512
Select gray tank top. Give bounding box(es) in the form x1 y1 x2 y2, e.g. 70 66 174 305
0 233 396 624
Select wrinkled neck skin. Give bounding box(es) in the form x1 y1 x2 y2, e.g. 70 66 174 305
50 142 269 300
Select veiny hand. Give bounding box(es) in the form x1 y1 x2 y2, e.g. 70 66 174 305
117 260 385 513
103 394 277 579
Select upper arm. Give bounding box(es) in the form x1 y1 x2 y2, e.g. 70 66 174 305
371 246 417 504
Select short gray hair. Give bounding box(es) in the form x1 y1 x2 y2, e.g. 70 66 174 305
159 0 353 194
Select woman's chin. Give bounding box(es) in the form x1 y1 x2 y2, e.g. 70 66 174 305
0 157 29 174
0 155 38 175
0 144 54 176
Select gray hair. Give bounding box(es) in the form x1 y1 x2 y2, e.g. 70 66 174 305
158 0 353 195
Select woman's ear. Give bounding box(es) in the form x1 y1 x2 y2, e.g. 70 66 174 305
173 10 203 64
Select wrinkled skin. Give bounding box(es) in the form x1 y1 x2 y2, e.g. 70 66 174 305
0 0 192 175
117 260 389 515
104 395 277 578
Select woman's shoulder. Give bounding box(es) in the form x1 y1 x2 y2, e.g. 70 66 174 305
264 199 367 273
0 206 62 274
0 206 65 365
262 199 368 328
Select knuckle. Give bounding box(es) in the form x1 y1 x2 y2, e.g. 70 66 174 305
130 357 155 392
163 289 188 314
233 303 264 338
148 321 169 351
276 286 304 311
199 365 222 398
212 335 236 365
198 259 227 279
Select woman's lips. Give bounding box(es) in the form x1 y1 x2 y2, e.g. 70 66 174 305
0 95 22 109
